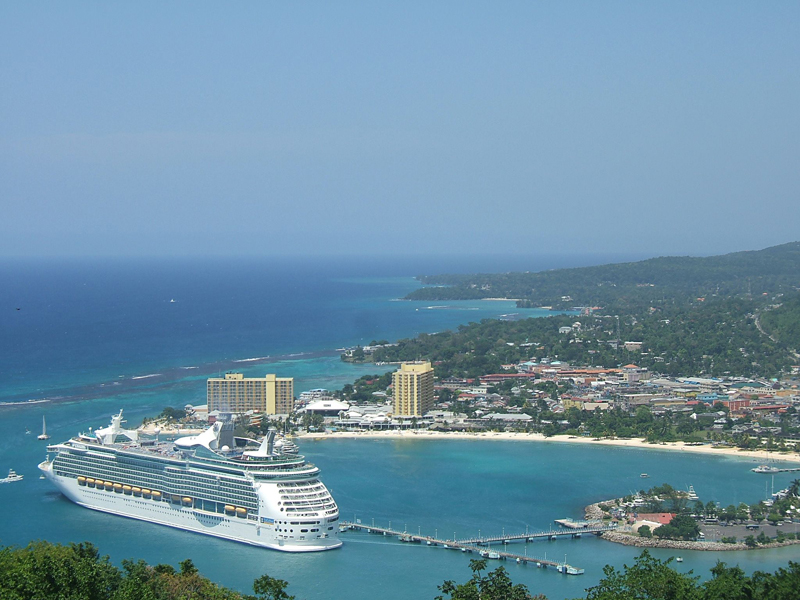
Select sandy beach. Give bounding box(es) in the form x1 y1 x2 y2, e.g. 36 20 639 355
299 429 800 465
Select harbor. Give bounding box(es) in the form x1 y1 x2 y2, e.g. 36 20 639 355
337 519 618 575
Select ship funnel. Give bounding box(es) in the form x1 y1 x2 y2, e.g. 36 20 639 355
265 429 276 455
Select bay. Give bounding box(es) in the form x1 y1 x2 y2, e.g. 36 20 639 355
2 255 799 600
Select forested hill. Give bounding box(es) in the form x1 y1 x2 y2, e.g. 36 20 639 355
405 242 800 310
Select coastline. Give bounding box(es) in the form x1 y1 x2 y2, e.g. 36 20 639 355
298 429 800 464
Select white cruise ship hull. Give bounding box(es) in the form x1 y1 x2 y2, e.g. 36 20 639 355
39 460 341 552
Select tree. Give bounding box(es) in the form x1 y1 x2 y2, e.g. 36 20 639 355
252 574 295 600
437 559 540 600
584 551 701 600
702 562 750 600
653 515 700 541
638 525 652 538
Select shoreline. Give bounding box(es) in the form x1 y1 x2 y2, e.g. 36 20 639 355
298 429 800 464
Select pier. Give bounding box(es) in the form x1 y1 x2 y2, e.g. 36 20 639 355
337 519 610 575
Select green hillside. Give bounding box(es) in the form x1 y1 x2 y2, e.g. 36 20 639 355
406 242 800 312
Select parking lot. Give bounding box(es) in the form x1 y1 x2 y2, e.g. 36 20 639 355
700 520 800 542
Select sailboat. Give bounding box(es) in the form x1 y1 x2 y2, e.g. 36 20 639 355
37 416 50 440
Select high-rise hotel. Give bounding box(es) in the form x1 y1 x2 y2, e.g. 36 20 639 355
207 373 294 415
392 361 434 417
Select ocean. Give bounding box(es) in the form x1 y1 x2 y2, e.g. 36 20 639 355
1 255 799 600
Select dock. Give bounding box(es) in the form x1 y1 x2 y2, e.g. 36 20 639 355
338 520 605 575
752 466 800 474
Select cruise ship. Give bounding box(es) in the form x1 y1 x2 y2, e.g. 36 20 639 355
38 411 341 552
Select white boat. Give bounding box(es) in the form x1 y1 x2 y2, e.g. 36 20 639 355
39 411 341 552
686 486 699 501
752 465 781 473
38 416 50 440
640 473 650 478
1 469 23 483
273 436 299 455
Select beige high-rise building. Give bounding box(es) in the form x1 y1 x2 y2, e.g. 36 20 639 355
207 373 294 415
392 361 434 417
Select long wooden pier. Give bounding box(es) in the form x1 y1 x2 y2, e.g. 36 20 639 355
339 521 597 574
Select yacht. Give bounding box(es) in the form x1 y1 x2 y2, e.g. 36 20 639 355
1 469 23 483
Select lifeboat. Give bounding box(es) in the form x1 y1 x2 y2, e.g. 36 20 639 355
123 485 132 494
235 507 247 517
104 481 114 491
152 490 162 500
132 487 141 496
86 478 95 487
171 494 181 503
182 497 192 506
224 505 235 514
77 476 86 486
141 489 151 498
113 483 123 493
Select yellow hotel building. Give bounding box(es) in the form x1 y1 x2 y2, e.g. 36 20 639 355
207 373 294 415
392 361 434 417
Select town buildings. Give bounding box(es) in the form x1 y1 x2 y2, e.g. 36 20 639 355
392 361 435 416
206 372 294 415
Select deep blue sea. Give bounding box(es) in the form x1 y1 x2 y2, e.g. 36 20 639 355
2 255 799 600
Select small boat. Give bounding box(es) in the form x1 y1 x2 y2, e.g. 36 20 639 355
1 469 23 483
38 416 50 440
676 557 683 563
752 465 781 473
640 473 650 478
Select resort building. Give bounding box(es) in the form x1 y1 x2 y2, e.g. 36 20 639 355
392 361 435 417
206 373 294 415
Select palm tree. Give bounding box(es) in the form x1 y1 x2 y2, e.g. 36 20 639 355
788 479 800 498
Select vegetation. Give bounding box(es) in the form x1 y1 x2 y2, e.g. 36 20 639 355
582 551 800 600
653 514 700 541
0 540 293 600
367 295 792 378
436 559 543 600
407 242 800 311
394 242 800 377
441 552 800 600
761 293 800 351
4 541 800 600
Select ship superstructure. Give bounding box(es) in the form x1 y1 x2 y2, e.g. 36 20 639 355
38 411 340 552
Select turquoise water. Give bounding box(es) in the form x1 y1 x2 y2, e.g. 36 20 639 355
2 257 800 599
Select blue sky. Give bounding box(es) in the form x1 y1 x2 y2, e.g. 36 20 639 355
1 2 798 258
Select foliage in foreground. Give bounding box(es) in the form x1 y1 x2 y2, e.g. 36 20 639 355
0 540 292 600
582 550 800 600
439 551 800 600
437 559 544 600
3 541 800 600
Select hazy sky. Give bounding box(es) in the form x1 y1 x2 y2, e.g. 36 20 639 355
1 2 798 258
